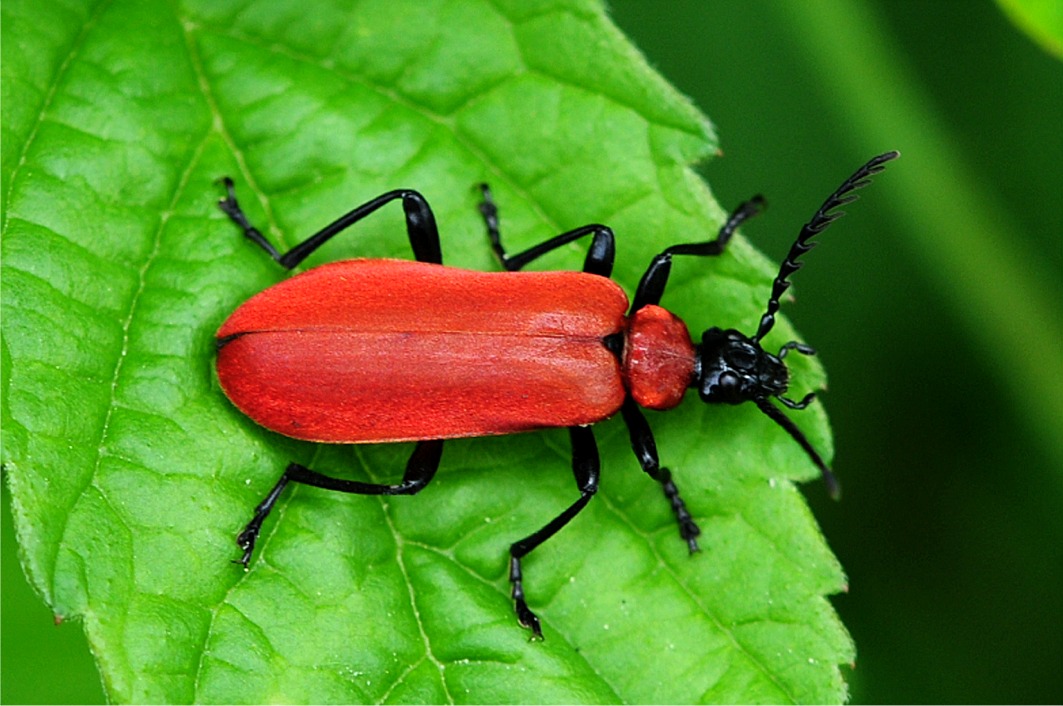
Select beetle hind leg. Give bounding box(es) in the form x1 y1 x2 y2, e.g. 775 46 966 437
217 179 443 269
233 440 444 567
233 469 291 568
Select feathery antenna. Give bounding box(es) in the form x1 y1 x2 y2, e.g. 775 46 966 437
752 151 900 343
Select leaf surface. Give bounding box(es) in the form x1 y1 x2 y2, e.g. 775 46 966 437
1 0 852 702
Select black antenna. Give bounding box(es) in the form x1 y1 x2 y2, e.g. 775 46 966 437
756 398 841 499
752 151 900 343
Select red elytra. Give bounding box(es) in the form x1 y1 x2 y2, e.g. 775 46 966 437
216 258 695 444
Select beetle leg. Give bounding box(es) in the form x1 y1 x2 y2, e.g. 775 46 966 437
218 178 443 268
478 184 615 277
234 440 444 566
620 398 701 553
234 471 291 568
630 196 766 312
508 426 600 639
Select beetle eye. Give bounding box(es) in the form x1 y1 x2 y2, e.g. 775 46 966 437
718 371 740 390
727 344 757 371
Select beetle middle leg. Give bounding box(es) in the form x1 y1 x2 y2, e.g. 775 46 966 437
478 184 615 277
234 439 444 567
218 178 443 268
508 425 600 638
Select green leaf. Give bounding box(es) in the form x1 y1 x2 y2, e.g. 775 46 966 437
995 0 1063 59
2 0 852 702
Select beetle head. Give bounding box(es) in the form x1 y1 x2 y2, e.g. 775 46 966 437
696 327 788 405
695 325 834 496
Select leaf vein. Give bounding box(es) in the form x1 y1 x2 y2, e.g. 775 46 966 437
1 0 112 234
594 485 799 702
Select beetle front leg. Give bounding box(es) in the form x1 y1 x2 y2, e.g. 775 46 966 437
218 178 443 268
508 426 600 638
620 398 700 553
630 196 765 311
234 440 444 567
478 184 615 277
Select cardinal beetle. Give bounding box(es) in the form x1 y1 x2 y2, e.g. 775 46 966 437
216 151 898 637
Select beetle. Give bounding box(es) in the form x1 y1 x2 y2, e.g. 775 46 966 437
216 151 898 637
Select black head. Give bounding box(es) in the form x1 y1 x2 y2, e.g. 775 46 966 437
697 327 788 405
693 151 899 499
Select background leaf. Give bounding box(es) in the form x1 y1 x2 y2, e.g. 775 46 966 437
995 0 1063 59
2 0 854 703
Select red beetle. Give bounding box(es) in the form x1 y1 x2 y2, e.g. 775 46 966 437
217 152 898 637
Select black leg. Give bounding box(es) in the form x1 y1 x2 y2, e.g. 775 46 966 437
631 196 766 312
234 440 444 567
218 178 443 268
478 184 615 277
508 426 600 638
620 398 701 553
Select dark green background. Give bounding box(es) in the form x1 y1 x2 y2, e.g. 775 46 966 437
3 1 1061 703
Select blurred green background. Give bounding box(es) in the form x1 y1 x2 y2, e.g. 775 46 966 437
2 1 1060 703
